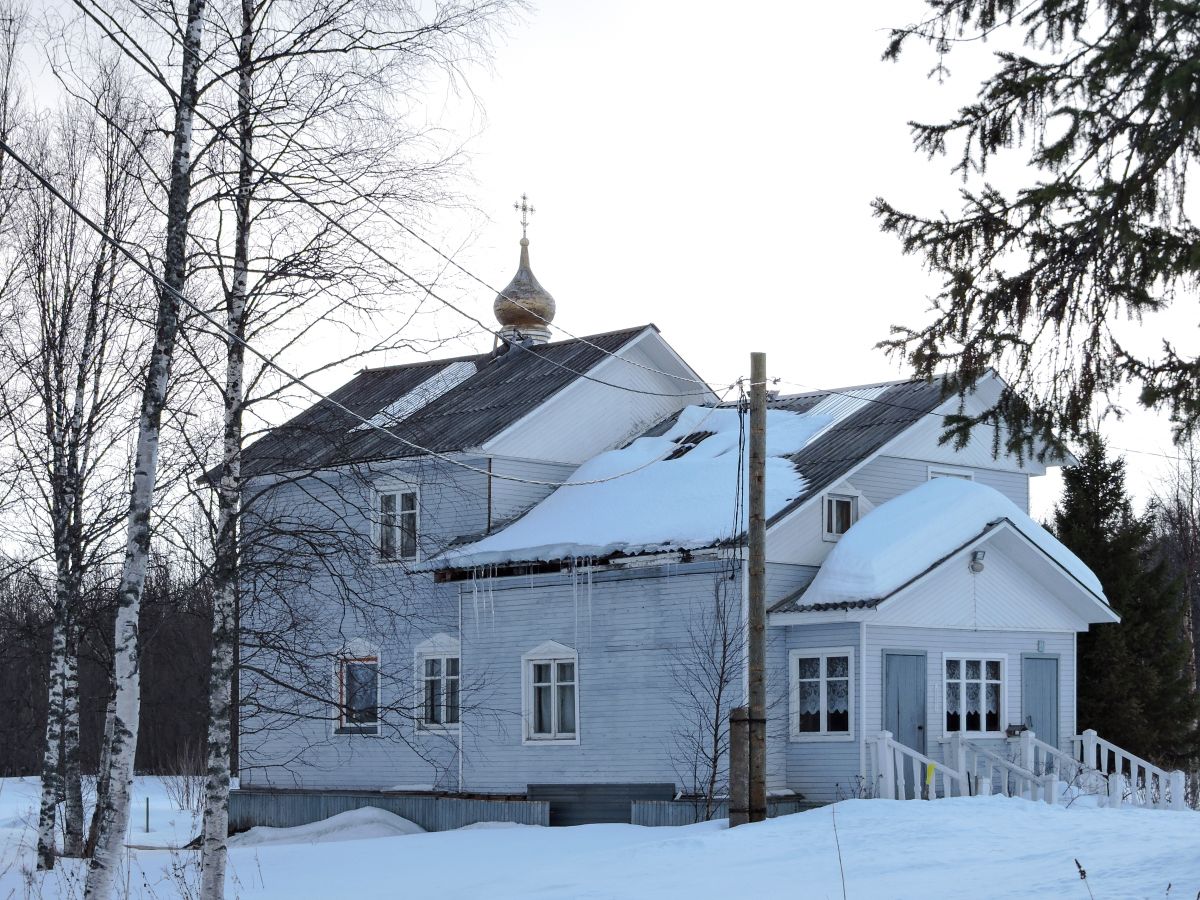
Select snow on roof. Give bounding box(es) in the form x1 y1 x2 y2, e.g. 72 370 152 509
350 360 476 432
796 478 1106 607
430 398 872 569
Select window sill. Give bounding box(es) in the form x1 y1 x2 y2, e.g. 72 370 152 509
417 723 461 735
335 725 381 737
375 557 421 567
522 736 580 746
790 732 855 743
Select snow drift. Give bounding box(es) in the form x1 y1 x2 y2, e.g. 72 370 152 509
227 807 425 847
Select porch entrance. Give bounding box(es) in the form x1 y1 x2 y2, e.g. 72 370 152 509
1021 655 1059 748
883 651 926 755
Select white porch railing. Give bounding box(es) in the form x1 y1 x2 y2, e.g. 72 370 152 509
1008 729 1100 795
948 734 1057 804
867 731 968 800
1073 728 1187 811
874 728 1187 811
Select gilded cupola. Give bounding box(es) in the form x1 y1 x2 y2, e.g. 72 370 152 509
494 194 555 345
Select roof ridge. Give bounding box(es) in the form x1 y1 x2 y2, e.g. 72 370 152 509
357 324 655 375
774 372 949 400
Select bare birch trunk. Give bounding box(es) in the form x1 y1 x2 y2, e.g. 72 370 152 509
63 628 84 857
83 1 208 894
35 598 68 869
199 8 251 893
84 689 115 860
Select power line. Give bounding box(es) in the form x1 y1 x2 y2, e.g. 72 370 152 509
67 0 715 400
0 136 739 489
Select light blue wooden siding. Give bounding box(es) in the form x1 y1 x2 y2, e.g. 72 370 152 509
766 562 817 604
241 551 750 795
242 455 492 551
862 625 1076 767
779 622 864 802
487 458 577 531
456 559 742 794
239 460 487 790
850 455 1031 512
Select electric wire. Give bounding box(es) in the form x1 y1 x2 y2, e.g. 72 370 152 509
66 0 716 399
0 135 740 489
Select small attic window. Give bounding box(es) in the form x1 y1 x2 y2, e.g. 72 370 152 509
823 494 857 542
665 431 716 460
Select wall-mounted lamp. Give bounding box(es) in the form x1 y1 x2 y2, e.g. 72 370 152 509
969 550 986 574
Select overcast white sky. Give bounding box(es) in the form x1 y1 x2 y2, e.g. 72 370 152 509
35 0 1183 520
384 0 1185 521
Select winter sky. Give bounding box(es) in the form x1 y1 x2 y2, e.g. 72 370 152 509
413 0 1188 521
30 0 1184 518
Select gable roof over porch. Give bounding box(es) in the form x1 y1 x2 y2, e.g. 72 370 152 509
769 478 1117 630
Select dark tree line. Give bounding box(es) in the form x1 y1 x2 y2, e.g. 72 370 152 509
1053 435 1200 768
0 558 212 777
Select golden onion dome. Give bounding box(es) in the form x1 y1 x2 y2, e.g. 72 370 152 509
494 236 555 342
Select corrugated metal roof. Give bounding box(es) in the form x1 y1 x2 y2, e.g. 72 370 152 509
240 325 654 477
768 591 883 614
768 377 952 526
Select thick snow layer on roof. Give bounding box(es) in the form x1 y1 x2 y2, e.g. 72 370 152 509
800 477 1106 605
433 404 843 568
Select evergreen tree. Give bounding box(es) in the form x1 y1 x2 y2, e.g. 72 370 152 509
876 1 1200 457
1054 434 1199 765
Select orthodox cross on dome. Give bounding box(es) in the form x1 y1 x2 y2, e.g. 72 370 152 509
513 193 535 239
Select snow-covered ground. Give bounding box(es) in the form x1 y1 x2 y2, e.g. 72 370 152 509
2 776 1199 898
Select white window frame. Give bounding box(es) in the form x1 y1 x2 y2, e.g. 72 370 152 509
821 493 858 542
928 465 975 481
521 641 580 745
942 652 1007 738
414 634 461 733
375 484 420 563
333 640 382 737
788 647 855 742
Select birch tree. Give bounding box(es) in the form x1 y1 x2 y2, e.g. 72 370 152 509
82 0 210 892
170 3 511 895
62 0 508 892
0 68 153 869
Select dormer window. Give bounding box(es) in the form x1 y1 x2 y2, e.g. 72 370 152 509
379 490 418 561
823 494 857 541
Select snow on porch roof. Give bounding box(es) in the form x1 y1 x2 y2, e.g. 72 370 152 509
771 478 1107 613
426 387 901 570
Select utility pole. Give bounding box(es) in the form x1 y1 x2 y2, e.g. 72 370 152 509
729 706 749 827
747 352 767 823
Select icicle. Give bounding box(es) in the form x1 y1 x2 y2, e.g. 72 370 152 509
586 556 594 645
571 557 579 649
471 567 480 631
488 564 496 632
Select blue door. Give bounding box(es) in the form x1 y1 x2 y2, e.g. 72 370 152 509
1022 656 1059 748
883 652 926 754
